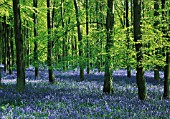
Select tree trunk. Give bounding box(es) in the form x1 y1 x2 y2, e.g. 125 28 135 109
74 0 84 80
33 0 39 80
86 0 90 74
133 0 147 100
164 52 170 99
26 22 30 67
47 0 55 83
13 0 26 92
6 24 10 72
7 25 12 74
96 1 103 72
130 0 133 40
153 0 160 81
10 28 15 67
61 0 66 70
3 17 7 73
0 22 3 64
162 0 170 99
126 0 131 78
103 0 114 94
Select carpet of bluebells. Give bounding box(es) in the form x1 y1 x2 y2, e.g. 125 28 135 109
0 67 170 119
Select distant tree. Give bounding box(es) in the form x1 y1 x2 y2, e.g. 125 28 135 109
13 0 26 91
10 27 15 68
61 0 67 70
9 25 14 74
74 0 84 80
6 21 11 73
125 0 131 78
153 0 160 81
86 0 90 74
33 0 39 80
96 1 104 72
133 0 147 100
0 22 2 65
23 0 29 68
3 17 7 73
7 22 13 75
164 51 170 99
47 0 55 83
103 0 114 94
1 17 13 74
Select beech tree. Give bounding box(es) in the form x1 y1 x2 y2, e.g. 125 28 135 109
125 0 131 78
103 0 114 94
33 0 39 80
1 0 169 99
13 0 25 91
86 0 90 74
133 0 147 100
153 0 160 81
47 0 55 83
74 0 84 80
162 0 170 99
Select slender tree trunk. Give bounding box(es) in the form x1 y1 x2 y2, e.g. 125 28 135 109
86 0 90 74
130 0 133 37
61 0 66 70
7 25 12 74
96 1 103 72
65 19 70 69
3 17 7 73
33 0 39 80
0 22 2 65
47 0 55 83
10 28 14 67
0 22 2 88
103 0 114 94
162 0 170 99
100 5 104 69
13 0 26 92
74 0 84 80
126 0 131 78
26 22 30 67
133 0 147 100
6 24 10 72
154 0 160 81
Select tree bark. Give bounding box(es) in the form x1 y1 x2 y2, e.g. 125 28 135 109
0 22 2 65
61 0 66 70
103 0 114 94
13 0 26 92
153 0 160 81
164 52 170 99
133 0 147 100
3 17 7 73
10 28 15 68
74 0 84 80
7 24 12 74
162 0 170 99
86 0 90 74
47 0 55 83
33 0 39 80
126 0 131 78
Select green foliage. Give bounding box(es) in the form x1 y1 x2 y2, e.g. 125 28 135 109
1 0 169 72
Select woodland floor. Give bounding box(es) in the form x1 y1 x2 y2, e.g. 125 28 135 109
0 67 169 119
